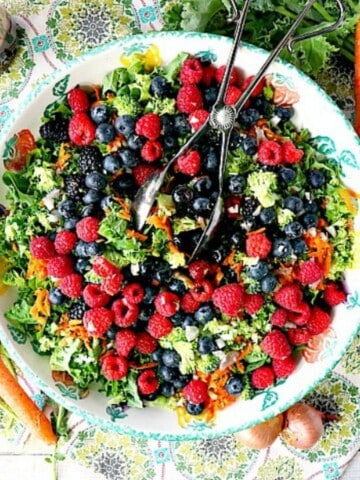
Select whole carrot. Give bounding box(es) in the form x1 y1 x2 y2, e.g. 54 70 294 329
355 15 360 136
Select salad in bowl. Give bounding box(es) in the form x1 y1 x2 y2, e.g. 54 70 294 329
0 32 359 440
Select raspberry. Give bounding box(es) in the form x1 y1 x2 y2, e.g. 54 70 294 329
190 280 214 302
30 236 55 260
201 64 216 87
307 306 331 335
123 282 145 305
215 65 239 85
225 86 242 105
115 329 137 357
54 230 77 255
272 356 297 378
67 87 90 113
47 255 74 278
297 260 324 285
141 140 163 162
245 232 272 259
287 327 312 346
111 298 139 327
83 283 110 308
324 282 346 307
212 283 245 316
244 293 264 315
189 109 209 131
180 292 201 313
282 141 304 164
147 312 173 339
180 58 203 85
102 273 124 296
154 291 180 317
92 256 119 277
257 140 283 166
271 308 288 327
132 163 156 186
60 273 83 298
225 195 241 218
101 354 128 381
274 284 303 311
260 329 292 360
183 379 209 404
177 150 201 176
251 365 275 389
135 113 161 140
188 260 211 282
68 112 96 146
136 331 158 354
76 217 100 242
137 369 159 395
241 75 266 97
83 307 114 337
288 301 311 326
176 85 203 114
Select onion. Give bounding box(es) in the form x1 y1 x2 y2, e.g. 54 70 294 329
281 403 331 449
236 413 284 449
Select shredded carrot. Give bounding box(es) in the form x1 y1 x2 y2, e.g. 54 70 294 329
147 214 173 239
107 135 125 153
57 314 91 348
246 227 266 236
339 188 358 214
355 15 360 136
26 255 48 280
126 229 148 242
30 289 51 325
304 232 333 277
113 197 132 221
55 143 71 170
128 362 158 370
92 85 102 102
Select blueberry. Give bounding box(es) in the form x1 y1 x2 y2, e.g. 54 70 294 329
173 229 203 253
113 173 136 194
163 135 178 150
95 123 115 143
284 221 303 239
230 131 242 150
284 196 304 214
159 366 178 382
308 170 325 188
90 104 109 124
171 311 185 327
85 171 107 191
168 278 186 295
143 285 159 304
153 261 172 283
278 166 296 183
137 306 153 324
210 245 228 263
227 174 246 194
186 401 204 415
198 336 216 354
119 148 140 168
274 106 294 121
85 241 105 256
127 133 145 151
291 238 307 255
58 199 77 219
172 184 193 204
303 198 318 213
260 207 276 225
81 203 100 217
49 288 65 305
74 240 89 258
173 375 191 390
238 108 260 127
182 315 197 328
261 274 277 293
105 324 119 340
203 86 218 108
225 376 243 395
302 213 318 228
150 76 170 97
100 195 113 211
194 304 215 324
230 231 243 246
162 350 181 368
241 136 257 156
160 382 176 398
115 115 135 136
75 258 91 274
82 189 102 204
151 348 164 363
174 114 191 134
272 238 292 258
64 216 79 230
247 260 269 280
203 148 219 172
192 197 211 214
160 114 174 135
193 176 213 195
103 154 121 174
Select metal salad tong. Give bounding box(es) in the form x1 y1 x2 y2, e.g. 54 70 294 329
132 0 344 261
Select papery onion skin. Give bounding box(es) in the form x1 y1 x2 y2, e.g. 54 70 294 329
235 413 284 449
280 403 324 450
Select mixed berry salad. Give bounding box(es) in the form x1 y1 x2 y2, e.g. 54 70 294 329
0 46 356 423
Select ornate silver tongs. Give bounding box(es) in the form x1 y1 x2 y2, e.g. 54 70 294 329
132 0 344 261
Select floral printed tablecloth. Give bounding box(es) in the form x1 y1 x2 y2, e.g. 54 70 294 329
0 2 359 480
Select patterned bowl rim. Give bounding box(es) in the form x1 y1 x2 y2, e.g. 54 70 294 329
0 31 359 441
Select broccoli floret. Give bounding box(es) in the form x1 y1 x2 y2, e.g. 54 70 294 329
144 97 176 115
277 208 295 228
196 354 220 374
159 327 187 348
32 166 58 192
173 341 196 375
247 171 279 207
113 95 141 117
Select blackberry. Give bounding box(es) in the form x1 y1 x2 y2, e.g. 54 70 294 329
64 174 84 200
78 146 102 173
242 196 259 218
69 301 86 320
39 118 69 143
